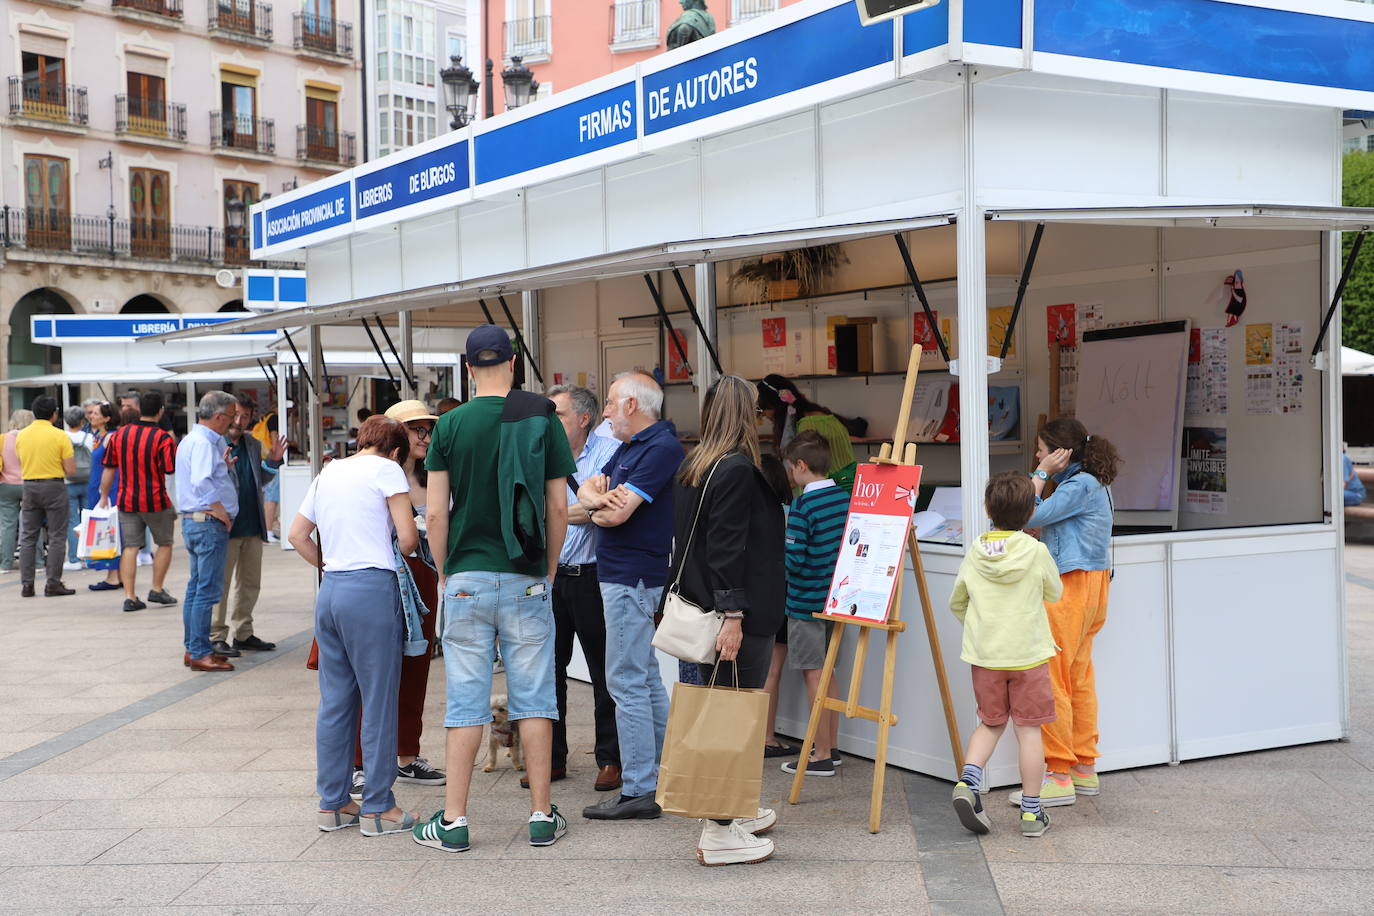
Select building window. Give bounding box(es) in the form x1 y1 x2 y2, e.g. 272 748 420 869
126 70 167 132
20 51 68 119
223 179 257 264
23 154 71 250
506 0 550 60
306 93 340 158
130 167 171 259
611 0 658 48
220 72 258 145
731 0 777 23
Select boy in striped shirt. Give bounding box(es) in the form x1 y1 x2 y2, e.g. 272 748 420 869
779 431 851 778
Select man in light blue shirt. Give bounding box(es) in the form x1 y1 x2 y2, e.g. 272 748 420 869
546 385 623 793
175 390 240 671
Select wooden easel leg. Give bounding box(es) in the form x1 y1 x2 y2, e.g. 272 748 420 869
789 620 844 805
869 626 901 833
908 531 964 771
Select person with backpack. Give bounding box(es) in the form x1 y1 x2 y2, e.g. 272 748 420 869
63 406 95 572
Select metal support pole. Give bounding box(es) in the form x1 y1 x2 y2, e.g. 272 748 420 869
374 317 414 393
895 233 950 364
693 263 720 413
399 310 415 398
282 329 317 396
186 381 196 438
672 267 722 375
643 274 691 378
360 318 402 400
521 290 541 392
1313 230 1366 360
478 298 496 324
1000 221 1045 361
308 324 324 475
497 294 543 386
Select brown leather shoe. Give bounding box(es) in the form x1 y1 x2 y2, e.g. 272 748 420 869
519 768 566 789
186 654 234 671
594 764 623 792
183 652 231 667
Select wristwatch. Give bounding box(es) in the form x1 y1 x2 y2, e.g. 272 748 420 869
723 612 745 620
1030 470 1049 481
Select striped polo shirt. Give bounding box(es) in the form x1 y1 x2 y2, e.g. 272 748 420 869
784 478 852 620
102 420 176 513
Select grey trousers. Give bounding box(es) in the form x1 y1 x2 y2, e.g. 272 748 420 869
19 479 68 587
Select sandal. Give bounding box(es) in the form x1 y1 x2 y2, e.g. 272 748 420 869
317 809 360 832
763 742 798 758
360 810 417 837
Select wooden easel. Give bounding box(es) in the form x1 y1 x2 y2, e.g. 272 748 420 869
787 343 964 833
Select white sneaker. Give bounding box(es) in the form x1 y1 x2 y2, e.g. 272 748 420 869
136 552 153 567
266 532 279 543
349 768 365 801
62 561 83 572
735 807 776 835
696 819 775 866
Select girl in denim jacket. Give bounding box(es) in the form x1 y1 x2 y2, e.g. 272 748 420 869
1013 419 1120 810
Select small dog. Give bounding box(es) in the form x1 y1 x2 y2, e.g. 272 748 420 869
484 693 524 773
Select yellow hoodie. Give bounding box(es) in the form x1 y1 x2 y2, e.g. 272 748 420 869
948 531 1063 669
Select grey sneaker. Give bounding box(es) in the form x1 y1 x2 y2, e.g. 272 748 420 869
952 781 990 834
1020 809 1051 838
349 768 365 801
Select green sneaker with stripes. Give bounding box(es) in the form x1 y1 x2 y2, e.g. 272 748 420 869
529 805 568 847
412 810 469 852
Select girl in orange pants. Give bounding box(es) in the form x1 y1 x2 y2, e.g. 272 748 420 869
1022 419 1120 807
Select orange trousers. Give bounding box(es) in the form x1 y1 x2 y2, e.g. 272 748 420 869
1042 569 1110 774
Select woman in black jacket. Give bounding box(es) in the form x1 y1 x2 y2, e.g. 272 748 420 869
664 375 785 866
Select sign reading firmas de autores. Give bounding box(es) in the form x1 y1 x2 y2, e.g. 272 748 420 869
822 463 921 625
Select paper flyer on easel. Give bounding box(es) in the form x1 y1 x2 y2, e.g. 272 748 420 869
822 463 922 624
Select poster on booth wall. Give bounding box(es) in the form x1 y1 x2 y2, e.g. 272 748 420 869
1183 426 1228 515
667 330 690 381
1244 322 1275 415
1047 303 1077 348
825 314 847 370
1186 327 1229 417
914 311 941 360
822 463 922 625
762 316 787 374
988 306 1017 358
1274 321 1305 414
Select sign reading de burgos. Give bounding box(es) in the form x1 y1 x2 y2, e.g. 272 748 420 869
355 140 471 221
263 184 352 247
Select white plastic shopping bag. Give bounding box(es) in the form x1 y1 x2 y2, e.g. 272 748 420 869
76 507 121 561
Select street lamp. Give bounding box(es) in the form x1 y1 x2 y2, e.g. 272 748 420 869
440 55 476 129
501 56 538 110
225 195 247 232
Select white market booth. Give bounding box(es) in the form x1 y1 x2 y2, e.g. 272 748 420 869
150 0 1374 785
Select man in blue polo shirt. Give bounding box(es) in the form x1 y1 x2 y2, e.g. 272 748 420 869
578 370 682 820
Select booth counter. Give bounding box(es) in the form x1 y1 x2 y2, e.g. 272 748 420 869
149 0 1374 785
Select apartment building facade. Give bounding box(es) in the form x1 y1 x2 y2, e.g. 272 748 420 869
474 0 799 117
366 0 466 160
2 0 362 410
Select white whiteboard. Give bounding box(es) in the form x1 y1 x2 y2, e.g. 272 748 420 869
1075 321 1191 522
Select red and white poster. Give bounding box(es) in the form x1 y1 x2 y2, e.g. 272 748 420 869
667 329 690 381
761 316 786 348
822 463 922 624
1047 303 1076 348
913 311 940 353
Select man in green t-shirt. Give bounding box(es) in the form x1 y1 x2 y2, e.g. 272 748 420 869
414 325 577 854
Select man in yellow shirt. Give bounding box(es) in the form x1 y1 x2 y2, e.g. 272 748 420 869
15 397 76 597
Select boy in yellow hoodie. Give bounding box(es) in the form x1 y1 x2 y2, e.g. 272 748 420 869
948 471 1063 837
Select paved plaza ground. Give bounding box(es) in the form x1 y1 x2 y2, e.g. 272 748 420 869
1 541 1372 914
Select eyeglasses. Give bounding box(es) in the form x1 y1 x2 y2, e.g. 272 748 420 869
408 425 433 440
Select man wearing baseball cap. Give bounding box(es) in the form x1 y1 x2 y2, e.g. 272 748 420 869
413 325 577 853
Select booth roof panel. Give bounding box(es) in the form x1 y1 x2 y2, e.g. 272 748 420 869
158 354 277 374
986 205 1374 230
0 370 170 387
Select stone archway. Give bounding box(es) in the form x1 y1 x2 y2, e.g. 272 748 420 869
8 287 76 409
218 299 247 312
120 294 171 313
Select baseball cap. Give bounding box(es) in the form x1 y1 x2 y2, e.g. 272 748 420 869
465 324 514 366
384 400 438 424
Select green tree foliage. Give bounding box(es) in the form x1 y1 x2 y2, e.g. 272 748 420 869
1342 152 1374 353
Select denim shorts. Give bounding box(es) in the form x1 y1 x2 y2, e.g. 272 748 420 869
441 570 558 728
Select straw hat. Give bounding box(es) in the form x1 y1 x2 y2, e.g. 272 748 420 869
384 400 438 423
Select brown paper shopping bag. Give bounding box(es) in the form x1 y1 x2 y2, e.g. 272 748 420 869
655 680 768 820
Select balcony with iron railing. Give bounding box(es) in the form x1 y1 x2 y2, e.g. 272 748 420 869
296 125 356 168
0 206 301 269
112 0 184 26
293 13 353 61
609 0 658 49
207 0 273 44
116 95 188 144
7 77 88 130
210 111 275 156
505 15 551 61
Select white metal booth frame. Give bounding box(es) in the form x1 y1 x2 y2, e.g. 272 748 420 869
152 0 1374 784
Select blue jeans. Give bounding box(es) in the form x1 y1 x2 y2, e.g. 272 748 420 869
315 568 402 814
66 482 86 563
440 571 557 727
601 579 669 798
182 517 230 659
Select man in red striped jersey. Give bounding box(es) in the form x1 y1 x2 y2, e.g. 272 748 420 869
96 391 179 613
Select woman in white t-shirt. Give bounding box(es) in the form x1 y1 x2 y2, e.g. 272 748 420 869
289 416 420 837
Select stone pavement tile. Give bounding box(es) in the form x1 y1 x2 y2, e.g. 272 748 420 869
990 863 1238 913
0 799 67 827
2 683 97 700
928 902 1007 916
1216 866 1374 914
47 729 205 761
1126 764 1340 797
1280 794 1372 831
0 864 215 909
22 713 106 733
92 825 321 865
24 797 249 830
918 851 1002 907
0 731 62 754
1256 829 1374 869
4 696 130 716
396 859 928 910
0 713 65 732
69 681 185 700
87 907 314 915
0 772 170 801
0 827 137 865
176 693 318 712
256 711 319 731
192 728 317 750
0 668 43 685
979 832 1060 863
1095 796 1307 831
1034 827 1280 867
491 817 698 862
1180 742 1369 772
754 821 918 861
172 861 423 906
140 771 316 798
72 749 268 774
125 708 288 730
980 794 1109 828
238 749 326 772
298 824 519 861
